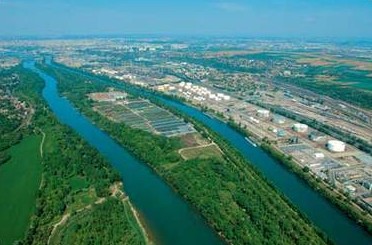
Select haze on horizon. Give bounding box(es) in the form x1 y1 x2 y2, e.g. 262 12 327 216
0 0 371 39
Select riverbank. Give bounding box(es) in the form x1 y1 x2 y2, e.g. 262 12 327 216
42 62 333 244
15 64 150 245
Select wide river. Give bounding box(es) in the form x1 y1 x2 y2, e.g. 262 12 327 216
24 60 224 245
25 60 372 245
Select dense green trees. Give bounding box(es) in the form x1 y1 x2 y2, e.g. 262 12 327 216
0 151 10 166
52 199 144 245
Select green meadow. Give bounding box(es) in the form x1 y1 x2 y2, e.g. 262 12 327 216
0 136 42 245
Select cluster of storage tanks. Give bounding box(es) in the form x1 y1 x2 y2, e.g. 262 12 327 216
178 82 231 101
254 111 347 153
290 123 346 152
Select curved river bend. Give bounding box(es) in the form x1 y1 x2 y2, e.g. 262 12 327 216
28 60 372 245
24 60 224 245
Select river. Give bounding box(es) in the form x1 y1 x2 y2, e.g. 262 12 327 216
23 60 224 245
27 59 372 245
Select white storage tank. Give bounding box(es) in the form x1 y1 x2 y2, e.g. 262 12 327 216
292 123 308 133
327 140 346 152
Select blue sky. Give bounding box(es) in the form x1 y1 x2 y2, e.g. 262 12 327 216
0 0 371 38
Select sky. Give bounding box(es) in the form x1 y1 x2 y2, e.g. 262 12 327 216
0 0 371 38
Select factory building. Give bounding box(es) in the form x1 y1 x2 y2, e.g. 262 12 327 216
249 116 260 124
257 109 270 118
309 131 326 142
272 115 286 124
313 152 325 159
326 140 346 152
362 180 372 191
345 185 356 193
292 123 308 133
277 129 286 137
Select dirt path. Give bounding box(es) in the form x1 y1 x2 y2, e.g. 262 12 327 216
36 128 46 190
112 182 152 245
126 199 152 245
178 142 215 154
47 213 71 245
38 128 46 158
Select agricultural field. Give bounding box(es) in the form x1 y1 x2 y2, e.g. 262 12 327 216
286 52 372 91
0 136 42 245
93 97 196 137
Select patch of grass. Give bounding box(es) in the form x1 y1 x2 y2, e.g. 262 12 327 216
66 188 97 213
180 144 223 160
178 133 209 148
69 176 89 191
0 136 42 245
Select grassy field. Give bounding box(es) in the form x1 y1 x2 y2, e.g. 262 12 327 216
0 136 42 245
179 143 223 160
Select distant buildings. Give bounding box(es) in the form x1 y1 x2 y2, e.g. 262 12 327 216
88 92 127 102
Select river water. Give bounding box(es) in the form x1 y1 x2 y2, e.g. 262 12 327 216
26 60 372 245
23 60 224 245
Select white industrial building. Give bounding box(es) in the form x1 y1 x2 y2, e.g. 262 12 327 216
249 116 260 124
257 109 270 118
313 152 325 159
327 140 346 152
292 123 308 133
